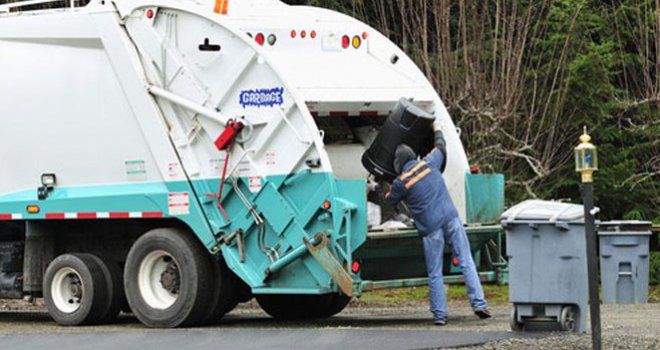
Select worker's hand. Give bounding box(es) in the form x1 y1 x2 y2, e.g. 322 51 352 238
434 130 447 150
366 177 378 192
432 116 444 132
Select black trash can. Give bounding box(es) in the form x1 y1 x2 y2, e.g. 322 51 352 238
361 98 434 181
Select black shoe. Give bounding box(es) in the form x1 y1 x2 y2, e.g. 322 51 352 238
474 308 492 319
434 318 447 326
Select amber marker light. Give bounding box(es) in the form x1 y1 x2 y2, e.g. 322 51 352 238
352 35 361 48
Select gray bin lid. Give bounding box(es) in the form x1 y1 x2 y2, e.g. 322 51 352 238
500 200 587 226
598 220 652 234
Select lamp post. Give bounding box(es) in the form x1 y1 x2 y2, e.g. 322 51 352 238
575 126 601 350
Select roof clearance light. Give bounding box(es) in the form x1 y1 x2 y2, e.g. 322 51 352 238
255 33 265 46
310 30 317 39
267 34 277 46
352 35 361 49
342 35 350 49
362 31 368 40
146 9 154 19
290 30 297 38
301 30 307 38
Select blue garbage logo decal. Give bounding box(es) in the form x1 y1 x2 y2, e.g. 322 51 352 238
239 87 284 108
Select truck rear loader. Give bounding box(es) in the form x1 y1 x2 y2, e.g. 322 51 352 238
0 0 504 327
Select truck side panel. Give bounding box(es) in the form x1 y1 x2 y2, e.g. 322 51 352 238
0 10 217 247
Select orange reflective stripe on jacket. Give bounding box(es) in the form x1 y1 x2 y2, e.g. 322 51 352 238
401 161 427 181
404 168 431 189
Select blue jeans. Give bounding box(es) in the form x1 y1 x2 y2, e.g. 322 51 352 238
422 216 487 321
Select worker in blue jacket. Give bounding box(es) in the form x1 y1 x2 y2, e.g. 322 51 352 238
385 125 490 325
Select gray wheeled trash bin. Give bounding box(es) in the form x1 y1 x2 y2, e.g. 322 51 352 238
501 200 589 333
598 221 652 304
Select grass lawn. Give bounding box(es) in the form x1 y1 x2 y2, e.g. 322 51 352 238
359 284 660 305
649 284 660 303
359 284 509 305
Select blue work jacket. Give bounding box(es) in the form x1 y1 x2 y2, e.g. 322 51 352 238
385 148 459 236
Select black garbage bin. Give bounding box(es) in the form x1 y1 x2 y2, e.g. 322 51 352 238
361 98 434 181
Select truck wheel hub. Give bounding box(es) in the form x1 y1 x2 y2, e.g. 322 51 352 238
160 263 180 294
138 250 180 310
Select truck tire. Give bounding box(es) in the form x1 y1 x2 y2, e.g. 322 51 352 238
315 294 351 318
124 228 214 328
232 270 253 303
256 294 308 320
43 253 110 326
85 254 124 324
201 256 237 324
256 293 350 320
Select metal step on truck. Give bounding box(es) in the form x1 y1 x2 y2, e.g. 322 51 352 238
0 0 506 327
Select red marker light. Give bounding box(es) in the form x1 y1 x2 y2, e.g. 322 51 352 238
310 30 317 39
146 9 154 19
362 31 368 40
301 30 307 38
322 200 331 210
255 33 265 46
452 257 459 266
341 35 350 48
290 30 297 38
351 261 361 274
470 167 480 174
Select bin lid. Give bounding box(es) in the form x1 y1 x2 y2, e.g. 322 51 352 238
500 200 588 223
598 220 652 234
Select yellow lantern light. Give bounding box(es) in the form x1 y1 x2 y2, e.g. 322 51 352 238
574 126 598 183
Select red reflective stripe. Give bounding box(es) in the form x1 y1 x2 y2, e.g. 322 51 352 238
359 111 379 117
36 212 162 219
46 213 65 219
329 111 349 117
0 214 12 220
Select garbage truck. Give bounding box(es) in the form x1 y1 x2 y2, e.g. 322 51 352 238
0 0 505 327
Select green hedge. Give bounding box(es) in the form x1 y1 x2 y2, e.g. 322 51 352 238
651 252 660 285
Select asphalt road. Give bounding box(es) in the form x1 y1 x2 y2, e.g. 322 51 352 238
0 303 544 350
0 328 527 350
2 296 659 350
